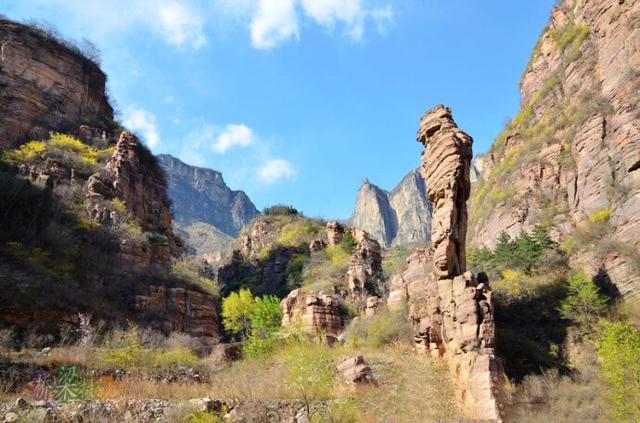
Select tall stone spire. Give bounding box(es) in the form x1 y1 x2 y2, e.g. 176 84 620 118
417 104 473 278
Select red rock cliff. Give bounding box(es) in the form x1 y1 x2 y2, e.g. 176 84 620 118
0 19 113 149
470 0 640 297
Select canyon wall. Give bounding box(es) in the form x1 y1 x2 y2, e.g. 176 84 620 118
470 0 640 297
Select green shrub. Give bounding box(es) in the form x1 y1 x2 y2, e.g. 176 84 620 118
559 272 608 329
339 231 357 254
101 323 145 369
277 219 320 247
153 346 199 368
222 289 255 338
263 204 299 216
182 411 225 423
587 208 612 225
598 322 640 422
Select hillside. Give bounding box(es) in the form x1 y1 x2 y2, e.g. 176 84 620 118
469 0 640 297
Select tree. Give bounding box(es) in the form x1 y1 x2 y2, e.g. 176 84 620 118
559 272 607 328
221 289 255 338
340 231 357 254
599 322 640 422
250 295 282 338
243 295 283 357
285 343 334 417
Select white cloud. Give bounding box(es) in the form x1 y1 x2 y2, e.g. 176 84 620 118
251 0 299 49
370 5 394 33
123 107 161 148
157 1 207 48
23 0 207 50
212 124 254 153
248 0 393 48
301 0 365 39
259 158 296 183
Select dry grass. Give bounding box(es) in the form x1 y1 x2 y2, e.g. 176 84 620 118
504 334 609 422
94 376 215 401
354 344 460 422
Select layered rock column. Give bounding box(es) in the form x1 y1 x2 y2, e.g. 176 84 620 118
388 105 503 420
417 105 472 278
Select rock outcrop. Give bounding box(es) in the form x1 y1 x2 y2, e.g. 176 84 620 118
336 356 376 385
389 105 502 420
86 132 182 265
133 285 219 339
157 154 259 238
469 0 640 297
280 289 344 340
325 221 385 300
351 170 432 247
0 19 113 150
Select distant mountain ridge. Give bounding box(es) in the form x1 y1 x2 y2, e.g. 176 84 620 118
352 156 485 248
351 169 432 248
158 154 259 237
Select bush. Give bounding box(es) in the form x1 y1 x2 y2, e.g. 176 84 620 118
345 309 411 348
598 322 640 422
587 208 612 225
153 346 199 368
222 289 255 339
282 342 335 416
101 323 145 369
0 170 53 241
263 204 299 216
339 231 357 254
559 272 608 329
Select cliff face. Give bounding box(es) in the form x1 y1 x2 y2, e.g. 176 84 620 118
158 154 259 237
86 132 183 266
351 170 432 248
470 0 640 297
0 20 113 150
0 20 218 341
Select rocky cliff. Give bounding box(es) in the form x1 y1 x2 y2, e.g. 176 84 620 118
0 19 114 150
389 105 502 420
351 170 432 248
470 0 640 297
158 154 259 237
0 20 218 341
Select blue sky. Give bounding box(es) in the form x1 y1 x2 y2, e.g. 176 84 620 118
1 0 556 219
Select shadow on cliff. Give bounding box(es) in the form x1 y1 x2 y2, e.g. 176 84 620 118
0 167 211 343
494 279 571 382
218 245 305 298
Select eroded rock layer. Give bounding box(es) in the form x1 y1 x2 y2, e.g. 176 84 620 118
418 105 472 279
0 20 113 149
86 132 183 266
280 289 344 339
